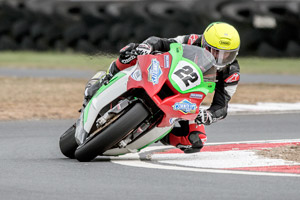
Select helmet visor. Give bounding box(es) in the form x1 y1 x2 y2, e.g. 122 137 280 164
203 40 239 68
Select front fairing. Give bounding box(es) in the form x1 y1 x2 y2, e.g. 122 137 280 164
127 43 216 127
168 43 216 94
127 53 173 98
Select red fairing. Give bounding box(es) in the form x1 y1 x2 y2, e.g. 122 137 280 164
127 52 206 127
127 53 172 98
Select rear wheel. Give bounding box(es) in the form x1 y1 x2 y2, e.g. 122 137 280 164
75 103 149 162
59 124 78 159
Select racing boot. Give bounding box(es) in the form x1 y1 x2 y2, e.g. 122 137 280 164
82 61 120 108
161 122 207 153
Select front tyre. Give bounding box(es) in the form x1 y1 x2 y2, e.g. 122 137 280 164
59 123 78 159
75 103 149 162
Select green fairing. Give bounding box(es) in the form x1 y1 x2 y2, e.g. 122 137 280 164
83 72 126 124
168 43 216 95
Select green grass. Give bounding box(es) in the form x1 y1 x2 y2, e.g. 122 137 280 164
0 51 117 71
239 57 300 75
0 51 299 75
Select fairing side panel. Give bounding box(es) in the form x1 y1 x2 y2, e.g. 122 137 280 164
83 67 136 133
103 126 172 156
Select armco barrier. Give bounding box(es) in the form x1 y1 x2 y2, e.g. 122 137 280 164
0 0 299 56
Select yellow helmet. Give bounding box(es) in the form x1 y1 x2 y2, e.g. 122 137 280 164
202 22 240 68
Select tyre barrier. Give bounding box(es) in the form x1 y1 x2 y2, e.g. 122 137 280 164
0 0 300 57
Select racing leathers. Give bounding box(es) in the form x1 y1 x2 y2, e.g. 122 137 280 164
84 34 240 153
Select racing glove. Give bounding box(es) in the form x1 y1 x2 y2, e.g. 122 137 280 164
136 43 153 55
195 109 213 125
119 43 139 64
119 43 153 65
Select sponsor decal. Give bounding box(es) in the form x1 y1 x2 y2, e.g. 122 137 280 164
131 67 142 81
225 73 240 83
120 55 136 64
172 99 197 114
169 118 178 125
219 40 231 46
190 93 203 99
188 34 199 45
164 55 170 68
148 58 162 85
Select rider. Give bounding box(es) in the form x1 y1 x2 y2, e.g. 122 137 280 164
83 22 241 153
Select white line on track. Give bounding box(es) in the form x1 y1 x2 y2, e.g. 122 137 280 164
112 159 300 177
206 138 300 146
110 139 300 177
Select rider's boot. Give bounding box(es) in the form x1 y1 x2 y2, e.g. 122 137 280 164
160 122 207 153
82 61 120 108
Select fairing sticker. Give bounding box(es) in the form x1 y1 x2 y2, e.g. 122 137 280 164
164 55 170 68
148 58 162 85
172 99 197 114
190 93 203 99
131 67 142 81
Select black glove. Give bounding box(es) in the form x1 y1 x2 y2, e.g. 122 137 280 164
136 43 153 55
195 109 213 125
119 42 153 65
119 43 139 64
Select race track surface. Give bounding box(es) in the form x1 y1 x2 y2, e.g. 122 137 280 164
1 113 300 200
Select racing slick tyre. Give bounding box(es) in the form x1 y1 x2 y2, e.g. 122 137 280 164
75 103 149 162
59 123 78 159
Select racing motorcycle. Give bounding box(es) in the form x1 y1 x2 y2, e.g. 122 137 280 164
59 43 216 162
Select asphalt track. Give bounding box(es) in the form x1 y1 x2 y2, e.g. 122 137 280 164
1 113 300 200
1 68 300 199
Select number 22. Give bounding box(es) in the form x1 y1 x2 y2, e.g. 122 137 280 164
174 66 198 87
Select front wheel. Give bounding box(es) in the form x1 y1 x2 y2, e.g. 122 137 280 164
75 102 149 162
59 123 78 159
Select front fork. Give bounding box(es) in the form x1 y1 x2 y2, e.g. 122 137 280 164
75 98 139 145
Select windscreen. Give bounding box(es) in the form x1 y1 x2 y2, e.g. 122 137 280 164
182 44 217 82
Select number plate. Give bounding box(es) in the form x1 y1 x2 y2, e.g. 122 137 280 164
171 60 201 91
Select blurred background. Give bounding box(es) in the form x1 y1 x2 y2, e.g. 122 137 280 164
1 0 300 121
1 0 300 57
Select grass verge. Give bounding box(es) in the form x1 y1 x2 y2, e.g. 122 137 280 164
1 51 300 75
239 57 300 75
0 51 116 71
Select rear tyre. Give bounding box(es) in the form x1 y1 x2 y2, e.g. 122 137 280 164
59 124 78 159
75 103 149 162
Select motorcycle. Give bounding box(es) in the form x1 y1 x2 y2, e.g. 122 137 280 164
59 43 217 162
